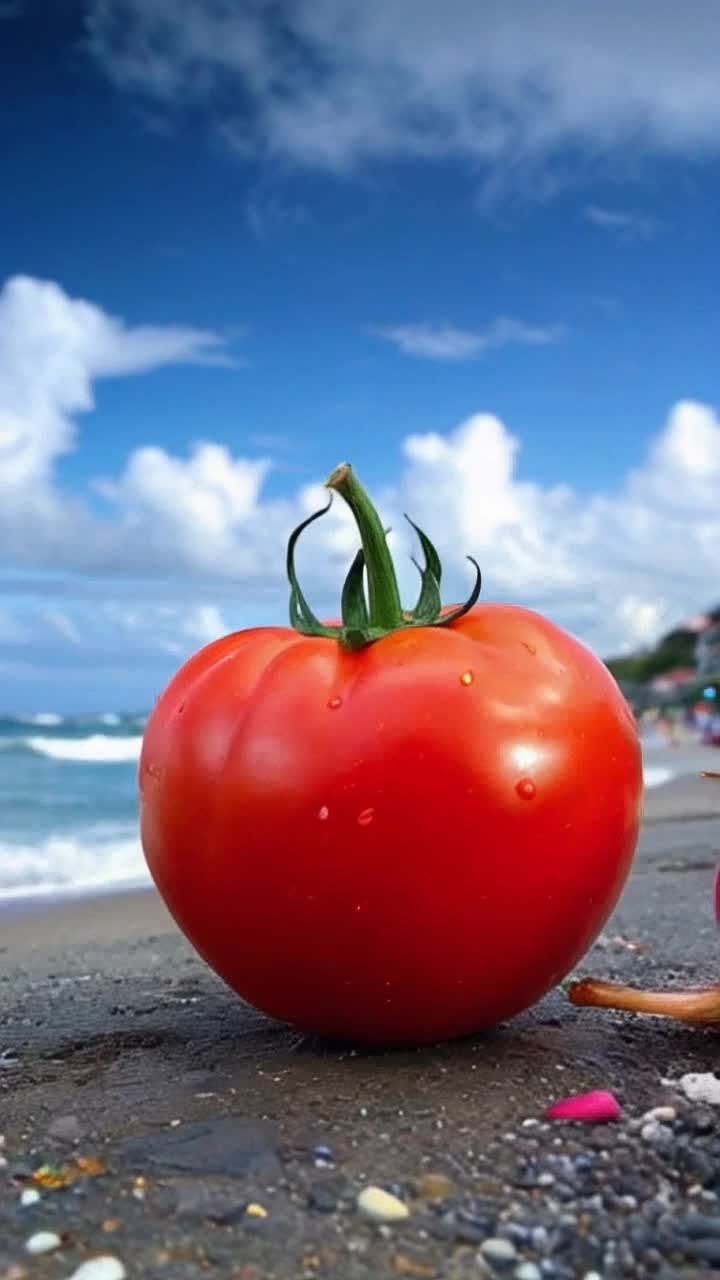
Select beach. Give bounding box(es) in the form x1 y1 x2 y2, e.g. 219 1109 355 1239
2 764 720 1278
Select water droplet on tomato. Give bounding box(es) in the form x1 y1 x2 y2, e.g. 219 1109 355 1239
327 696 343 710
459 670 473 686
146 763 162 779
522 642 537 655
516 778 536 800
318 805 329 821
357 807 375 826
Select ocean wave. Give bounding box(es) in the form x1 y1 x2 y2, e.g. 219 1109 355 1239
16 712 64 727
643 765 675 789
0 827 150 901
25 734 143 763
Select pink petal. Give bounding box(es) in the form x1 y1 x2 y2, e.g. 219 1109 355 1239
545 1089 621 1123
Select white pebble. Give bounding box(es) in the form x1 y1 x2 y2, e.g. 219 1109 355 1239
356 1186 409 1223
641 1105 676 1123
531 1225 548 1250
679 1073 720 1106
481 1237 517 1264
641 1119 672 1144
20 1187 41 1207
0 1155 7 1169
515 1265 542 1280
67 1259 126 1280
25 1231 62 1255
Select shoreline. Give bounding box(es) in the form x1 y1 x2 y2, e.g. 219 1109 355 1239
2 760 719 921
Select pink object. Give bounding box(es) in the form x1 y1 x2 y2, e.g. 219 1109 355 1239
545 1089 621 1123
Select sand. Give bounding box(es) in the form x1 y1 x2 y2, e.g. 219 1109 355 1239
1 764 720 1277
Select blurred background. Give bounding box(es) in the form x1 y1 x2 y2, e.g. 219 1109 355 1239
1 0 718 899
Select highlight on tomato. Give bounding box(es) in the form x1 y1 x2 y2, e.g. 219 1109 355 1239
139 461 643 1045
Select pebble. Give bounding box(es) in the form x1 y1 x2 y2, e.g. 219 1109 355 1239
245 1203 268 1219
480 1238 517 1265
25 1233 62 1255
640 1119 673 1146
677 1212 720 1239
19 1189 40 1208
531 1226 549 1250
357 1186 409 1223
415 1172 453 1201
641 1106 677 1124
47 1114 83 1144
67 1261 126 1280
515 1265 542 1280
679 1073 720 1106
308 1183 339 1213
681 1238 720 1265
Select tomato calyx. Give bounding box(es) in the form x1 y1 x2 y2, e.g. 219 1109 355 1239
286 462 482 650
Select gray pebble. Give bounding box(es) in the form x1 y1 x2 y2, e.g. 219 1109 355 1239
47 1114 84 1143
481 1237 518 1265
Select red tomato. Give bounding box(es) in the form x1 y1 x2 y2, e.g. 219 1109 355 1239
140 465 642 1045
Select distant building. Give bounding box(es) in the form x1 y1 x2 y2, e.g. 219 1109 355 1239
648 667 696 696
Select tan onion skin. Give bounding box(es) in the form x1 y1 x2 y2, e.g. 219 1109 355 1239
568 772 720 1026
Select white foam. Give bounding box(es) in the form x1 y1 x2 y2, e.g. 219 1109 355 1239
20 712 64 727
27 734 143 763
0 827 150 901
643 765 675 789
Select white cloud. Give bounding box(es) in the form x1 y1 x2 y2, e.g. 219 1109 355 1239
585 206 657 239
86 0 720 188
1 273 719 672
0 274 238 568
374 318 563 361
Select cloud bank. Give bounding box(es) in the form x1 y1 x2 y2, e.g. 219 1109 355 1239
1 274 719 674
86 0 720 188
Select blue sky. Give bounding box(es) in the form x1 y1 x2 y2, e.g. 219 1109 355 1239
1 0 719 711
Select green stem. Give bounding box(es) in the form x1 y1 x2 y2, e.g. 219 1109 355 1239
326 463 404 630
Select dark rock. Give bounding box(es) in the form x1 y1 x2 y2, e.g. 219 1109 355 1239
171 1178 247 1223
308 1183 338 1213
429 1210 491 1245
685 1109 715 1135
118 1117 281 1177
680 1237 720 1265
676 1213 720 1240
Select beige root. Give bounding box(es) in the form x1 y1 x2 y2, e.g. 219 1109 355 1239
569 977 720 1024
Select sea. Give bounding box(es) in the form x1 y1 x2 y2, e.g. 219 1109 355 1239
0 712 149 902
0 713 687 903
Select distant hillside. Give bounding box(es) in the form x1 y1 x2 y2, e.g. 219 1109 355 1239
605 605 720 686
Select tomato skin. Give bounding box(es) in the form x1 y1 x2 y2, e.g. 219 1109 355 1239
139 603 642 1045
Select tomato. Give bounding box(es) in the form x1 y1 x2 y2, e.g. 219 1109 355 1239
140 463 642 1045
